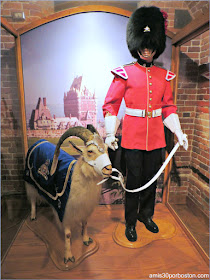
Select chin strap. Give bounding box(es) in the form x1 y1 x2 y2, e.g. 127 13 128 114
97 142 180 193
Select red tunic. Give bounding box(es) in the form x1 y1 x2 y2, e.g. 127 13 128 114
102 62 177 151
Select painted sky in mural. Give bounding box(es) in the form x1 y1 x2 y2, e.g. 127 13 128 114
21 12 171 124
21 12 131 122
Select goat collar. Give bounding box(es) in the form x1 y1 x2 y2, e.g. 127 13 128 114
84 153 111 176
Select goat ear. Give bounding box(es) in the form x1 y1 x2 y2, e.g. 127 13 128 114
69 140 84 154
87 124 99 135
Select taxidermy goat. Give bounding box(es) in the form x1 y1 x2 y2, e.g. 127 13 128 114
24 126 112 264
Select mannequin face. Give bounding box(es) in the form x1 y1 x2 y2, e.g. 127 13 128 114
137 49 156 62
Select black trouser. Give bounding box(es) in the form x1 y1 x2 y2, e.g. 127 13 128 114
123 148 163 226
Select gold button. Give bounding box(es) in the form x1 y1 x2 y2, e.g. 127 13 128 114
148 69 151 72
149 98 152 101
149 105 152 108
149 76 152 78
149 83 152 86
150 90 152 93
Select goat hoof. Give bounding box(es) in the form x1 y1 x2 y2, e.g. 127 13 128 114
64 256 75 264
83 237 93 246
31 217 36 221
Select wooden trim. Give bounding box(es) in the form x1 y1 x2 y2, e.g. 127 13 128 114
1 218 25 264
17 5 132 35
172 10 209 46
166 29 175 39
15 36 28 157
17 5 174 38
171 45 180 105
162 45 180 204
1 17 18 37
166 202 209 265
186 196 209 226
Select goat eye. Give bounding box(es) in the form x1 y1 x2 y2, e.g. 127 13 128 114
88 150 93 154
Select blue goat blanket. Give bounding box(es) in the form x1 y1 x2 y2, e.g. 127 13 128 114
23 139 77 222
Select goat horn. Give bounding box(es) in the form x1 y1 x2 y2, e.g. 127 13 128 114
50 126 94 175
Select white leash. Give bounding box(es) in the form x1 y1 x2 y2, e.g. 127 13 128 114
98 142 180 193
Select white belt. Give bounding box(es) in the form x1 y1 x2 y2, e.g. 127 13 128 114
125 107 162 118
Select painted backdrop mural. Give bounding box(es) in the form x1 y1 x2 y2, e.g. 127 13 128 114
21 11 172 204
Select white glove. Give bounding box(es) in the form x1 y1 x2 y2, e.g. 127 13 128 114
163 113 188 151
105 135 118 151
104 116 120 151
175 130 188 151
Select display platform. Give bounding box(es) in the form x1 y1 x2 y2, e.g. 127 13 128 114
113 218 177 248
25 207 99 271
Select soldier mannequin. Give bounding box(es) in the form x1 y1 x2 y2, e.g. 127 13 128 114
102 6 188 242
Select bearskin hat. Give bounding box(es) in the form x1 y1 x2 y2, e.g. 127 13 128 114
126 6 167 59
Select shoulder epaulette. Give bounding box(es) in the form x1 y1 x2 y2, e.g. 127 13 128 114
123 62 135 67
166 70 176 81
111 66 128 80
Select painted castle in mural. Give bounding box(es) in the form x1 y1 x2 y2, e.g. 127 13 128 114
29 76 97 130
64 76 96 126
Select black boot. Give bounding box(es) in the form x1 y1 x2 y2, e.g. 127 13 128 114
125 224 137 242
138 217 159 233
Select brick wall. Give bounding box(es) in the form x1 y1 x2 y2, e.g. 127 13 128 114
137 1 209 33
1 28 24 195
185 1 209 18
1 1 54 29
169 30 209 218
1 1 54 195
189 30 209 218
137 1 191 33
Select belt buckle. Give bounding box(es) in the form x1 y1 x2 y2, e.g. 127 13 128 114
147 111 152 118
